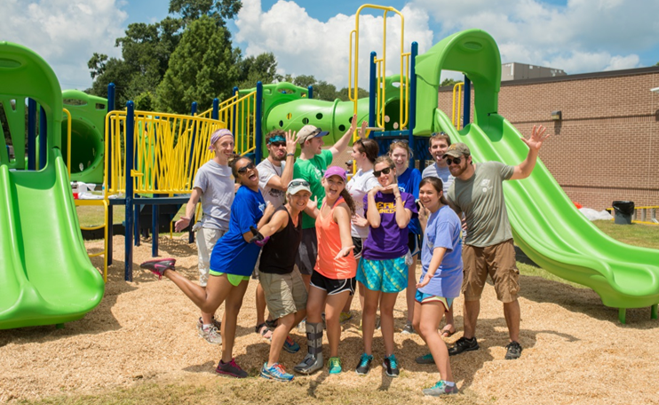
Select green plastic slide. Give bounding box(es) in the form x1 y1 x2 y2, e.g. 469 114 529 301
0 42 104 329
414 30 659 320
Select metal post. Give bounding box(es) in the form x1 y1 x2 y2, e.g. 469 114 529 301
308 85 313 99
188 102 198 244
409 42 418 169
27 99 37 170
39 107 47 170
369 51 377 128
463 76 471 127
106 83 115 266
255 81 263 164
124 101 135 281
152 203 159 257
212 98 219 120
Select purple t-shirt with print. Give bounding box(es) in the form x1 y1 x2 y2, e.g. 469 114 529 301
362 191 418 260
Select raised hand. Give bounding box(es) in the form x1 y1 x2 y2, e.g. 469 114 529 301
357 120 368 139
285 130 297 155
389 183 401 198
418 202 429 224
351 213 368 227
521 125 550 152
348 114 358 134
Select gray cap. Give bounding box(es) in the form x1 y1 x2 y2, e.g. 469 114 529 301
443 142 470 158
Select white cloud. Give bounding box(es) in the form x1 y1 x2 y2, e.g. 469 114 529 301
410 0 659 73
234 0 434 88
0 0 127 90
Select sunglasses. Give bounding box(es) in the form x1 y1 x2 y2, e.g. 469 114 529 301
445 157 463 165
269 141 286 148
288 180 309 188
374 166 394 177
237 162 256 174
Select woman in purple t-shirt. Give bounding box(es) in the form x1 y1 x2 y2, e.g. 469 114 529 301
355 156 417 377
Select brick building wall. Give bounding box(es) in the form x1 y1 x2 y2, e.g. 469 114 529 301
438 67 659 210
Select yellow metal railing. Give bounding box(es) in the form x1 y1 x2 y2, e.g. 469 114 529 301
104 110 225 195
606 205 659 225
197 91 258 156
349 5 408 130
452 82 464 130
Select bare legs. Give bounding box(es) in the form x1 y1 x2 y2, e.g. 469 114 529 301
406 255 417 324
361 285 398 356
413 301 453 382
306 286 351 358
268 310 306 367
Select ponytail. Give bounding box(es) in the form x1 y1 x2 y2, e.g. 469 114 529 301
339 188 356 214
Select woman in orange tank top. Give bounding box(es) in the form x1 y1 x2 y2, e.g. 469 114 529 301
294 166 356 376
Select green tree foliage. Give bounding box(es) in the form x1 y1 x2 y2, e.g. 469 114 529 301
156 15 241 113
236 53 280 89
440 78 460 87
169 0 241 27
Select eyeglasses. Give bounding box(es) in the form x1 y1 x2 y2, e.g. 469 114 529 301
237 162 256 174
374 166 394 177
269 142 286 148
445 157 463 165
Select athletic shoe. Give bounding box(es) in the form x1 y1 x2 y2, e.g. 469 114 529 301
296 319 306 333
140 258 175 279
294 353 323 375
215 358 248 378
283 335 300 353
505 341 523 360
382 354 399 377
355 353 373 375
261 362 294 382
422 380 458 396
339 311 353 323
328 357 342 374
196 317 222 344
448 337 479 356
415 353 434 364
401 321 415 334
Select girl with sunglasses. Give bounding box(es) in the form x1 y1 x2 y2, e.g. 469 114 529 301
413 177 462 396
356 156 417 377
145 156 274 379
388 141 422 334
294 166 356 375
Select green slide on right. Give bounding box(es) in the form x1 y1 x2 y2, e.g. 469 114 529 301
414 29 659 321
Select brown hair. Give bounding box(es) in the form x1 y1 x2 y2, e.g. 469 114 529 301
419 177 449 205
388 140 413 158
429 131 451 147
339 189 356 214
354 138 379 164
374 155 395 169
265 129 286 144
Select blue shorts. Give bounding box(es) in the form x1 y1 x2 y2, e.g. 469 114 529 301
415 290 453 312
357 256 407 293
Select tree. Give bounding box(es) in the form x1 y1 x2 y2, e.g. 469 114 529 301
156 15 241 113
169 0 241 27
236 53 280 89
440 78 460 87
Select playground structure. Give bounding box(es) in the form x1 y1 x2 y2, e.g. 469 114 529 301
1 4 658 330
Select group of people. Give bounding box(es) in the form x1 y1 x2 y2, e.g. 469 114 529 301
145 119 550 397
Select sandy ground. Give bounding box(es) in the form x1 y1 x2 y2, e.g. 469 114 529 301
1 235 658 404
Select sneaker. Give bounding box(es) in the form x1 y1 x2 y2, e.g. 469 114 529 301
422 380 458 396
196 317 222 342
355 353 373 375
505 341 523 360
415 353 434 364
328 357 342 374
140 258 175 279
376 316 381 330
283 335 300 353
339 311 353 323
198 323 222 344
261 362 294 382
448 336 479 356
382 354 399 377
296 319 306 333
402 321 415 334
294 353 323 375
215 358 248 378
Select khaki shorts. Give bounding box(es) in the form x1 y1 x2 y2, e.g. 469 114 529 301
197 227 226 287
260 269 308 320
462 239 520 303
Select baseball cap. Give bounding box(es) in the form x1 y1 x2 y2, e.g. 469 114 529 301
208 128 234 150
297 125 329 144
287 179 311 195
324 165 347 181
443 142 470 158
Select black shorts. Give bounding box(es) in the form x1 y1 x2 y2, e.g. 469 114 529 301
352 236 364 260
295 228 318 275
407 232 421 257
310 270 356 296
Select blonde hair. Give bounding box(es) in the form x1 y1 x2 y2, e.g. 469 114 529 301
388 141 413 158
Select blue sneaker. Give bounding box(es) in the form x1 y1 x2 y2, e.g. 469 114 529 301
383 354 399 377
422 380 458 396
261 362 294 382
355 353 373 375
283 335 300 353
328 357 342 374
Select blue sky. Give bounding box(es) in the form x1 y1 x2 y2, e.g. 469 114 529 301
2 0 658 91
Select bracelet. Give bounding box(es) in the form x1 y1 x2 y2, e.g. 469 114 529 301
286 153 295 157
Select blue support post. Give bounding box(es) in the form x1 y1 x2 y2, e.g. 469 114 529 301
212 98 219 120
463 76 471 127
369 51 377 128
255 81 263 164
308 85 313 99
124 101 135 281
106 83 115 266
409 42 418 169
27 99 37 170
39 107 47 170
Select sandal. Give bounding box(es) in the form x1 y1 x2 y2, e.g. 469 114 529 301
255 322 273 340
441 325 456 338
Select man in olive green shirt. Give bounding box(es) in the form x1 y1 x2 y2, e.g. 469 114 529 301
445 125 549 360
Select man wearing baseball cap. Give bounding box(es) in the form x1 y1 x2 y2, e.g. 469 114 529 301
293 116 362 288
444 126 550 361
174 128 236 345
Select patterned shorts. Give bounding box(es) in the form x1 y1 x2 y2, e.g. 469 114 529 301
357 256 408 293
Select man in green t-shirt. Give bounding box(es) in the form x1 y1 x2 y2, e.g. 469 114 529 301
293 116 359 287
445 125 550 361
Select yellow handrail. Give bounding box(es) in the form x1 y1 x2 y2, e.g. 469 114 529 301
452 82 464 129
